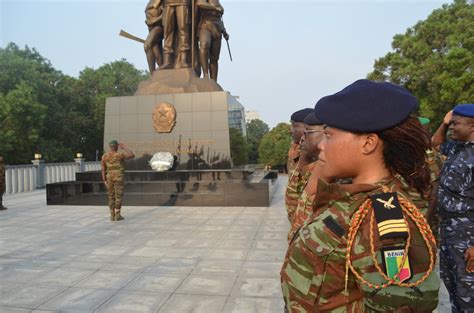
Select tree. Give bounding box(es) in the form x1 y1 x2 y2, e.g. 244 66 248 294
74 60 147 160
0 43 147 164
229 128 249 166
258 122 291 168
367 0 474 129
246 119 269 163
0 83 47 164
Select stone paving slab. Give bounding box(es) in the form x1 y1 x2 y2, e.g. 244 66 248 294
0 176 450 312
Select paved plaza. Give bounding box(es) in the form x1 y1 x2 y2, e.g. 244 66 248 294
1 177 450 312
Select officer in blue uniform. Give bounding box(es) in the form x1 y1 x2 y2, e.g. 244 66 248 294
432 104 474 313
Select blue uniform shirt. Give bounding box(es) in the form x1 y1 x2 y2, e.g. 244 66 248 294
438 141 474 214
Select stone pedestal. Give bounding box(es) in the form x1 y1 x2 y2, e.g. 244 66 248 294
104 91 233 170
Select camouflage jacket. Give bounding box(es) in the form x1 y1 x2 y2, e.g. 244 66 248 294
288 172 319 243
102 151 126 179
281 177 439 312
285 162 316 224
438 141 474 215
287 143 300 175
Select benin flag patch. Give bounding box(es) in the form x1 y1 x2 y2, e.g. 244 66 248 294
381 247 412 282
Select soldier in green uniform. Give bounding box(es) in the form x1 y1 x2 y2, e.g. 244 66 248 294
281 80 439 312
101 140 135 221
0 155 7 211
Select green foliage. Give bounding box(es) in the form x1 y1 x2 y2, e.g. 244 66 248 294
229 128 249 166
0 82 47 163
367 0 474 129
246 119 269 163
0 43 146 164
258 122 291 167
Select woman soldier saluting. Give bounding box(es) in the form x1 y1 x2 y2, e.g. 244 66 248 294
281 80 439 312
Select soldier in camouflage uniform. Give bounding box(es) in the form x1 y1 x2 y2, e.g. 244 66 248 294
0 155 7 211
432 105 474 312
287 113 326 242
101 140 135 221
285 108 313 223
281 80 439 312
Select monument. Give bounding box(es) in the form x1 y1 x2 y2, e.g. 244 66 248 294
47 0 278 207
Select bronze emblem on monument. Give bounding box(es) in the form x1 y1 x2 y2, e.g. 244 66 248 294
152 102 176 133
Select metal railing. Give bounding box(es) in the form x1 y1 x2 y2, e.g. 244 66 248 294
4 159 101 195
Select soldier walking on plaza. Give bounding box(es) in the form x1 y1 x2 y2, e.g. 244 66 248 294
281 80 439 312
432 104 474 313
101 140 135 221
0 156 7 211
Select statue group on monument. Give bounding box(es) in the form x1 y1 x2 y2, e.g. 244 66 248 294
141 0 229 81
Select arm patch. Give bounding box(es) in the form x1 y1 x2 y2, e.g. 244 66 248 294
323 216 346 237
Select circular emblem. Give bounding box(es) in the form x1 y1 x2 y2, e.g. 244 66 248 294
152 102 176 133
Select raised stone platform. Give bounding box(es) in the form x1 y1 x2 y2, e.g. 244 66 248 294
46 170 278 207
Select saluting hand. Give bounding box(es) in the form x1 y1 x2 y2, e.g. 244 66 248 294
465 246 474 273
443 110 453 126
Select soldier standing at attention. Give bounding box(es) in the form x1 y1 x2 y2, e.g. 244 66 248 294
285 108 314 224
281 80 439 312
432 104 474 313
287 112 327 242
0 156 7 211
101 140 135 222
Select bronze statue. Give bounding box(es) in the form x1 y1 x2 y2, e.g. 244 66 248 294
144 0 164 74
162 0 192 69
197 0 228 81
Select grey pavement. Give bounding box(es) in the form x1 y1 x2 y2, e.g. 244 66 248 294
0 176 450 312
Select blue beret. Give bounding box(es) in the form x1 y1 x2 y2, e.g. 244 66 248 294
314 79 418 132
453 104 474 118
303 112 322 126
291 108 313 123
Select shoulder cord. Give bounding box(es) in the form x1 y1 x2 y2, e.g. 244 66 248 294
344 190 436 291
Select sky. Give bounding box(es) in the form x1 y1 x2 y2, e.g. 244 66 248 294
1 0 450 127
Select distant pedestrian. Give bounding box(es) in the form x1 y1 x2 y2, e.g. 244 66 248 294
101 140 135 221
0 155 7 211
432 105 474 312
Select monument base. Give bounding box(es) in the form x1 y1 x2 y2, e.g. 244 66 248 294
46 170 278 207
135 68 223 95
104 90 235 170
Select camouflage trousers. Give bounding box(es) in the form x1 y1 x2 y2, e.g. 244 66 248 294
440 219 474 313
107 176 124 211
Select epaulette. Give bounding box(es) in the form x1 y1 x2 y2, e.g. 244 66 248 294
370 192 408 240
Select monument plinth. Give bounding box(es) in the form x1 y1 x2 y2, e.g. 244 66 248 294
135 68 223 95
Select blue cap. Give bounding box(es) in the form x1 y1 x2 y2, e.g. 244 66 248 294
453 104 474 118
291 108 313 123
303 112 323 126
315 79 418 132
